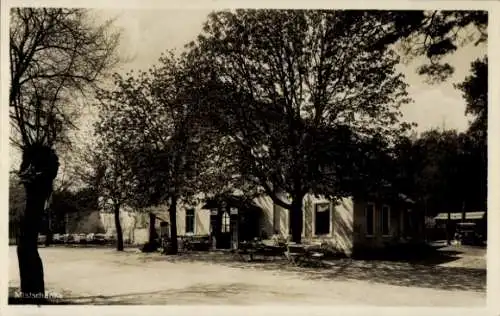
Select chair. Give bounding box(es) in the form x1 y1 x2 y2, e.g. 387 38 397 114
285 243 307 265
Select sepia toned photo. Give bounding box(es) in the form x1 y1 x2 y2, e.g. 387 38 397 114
4 1 491 310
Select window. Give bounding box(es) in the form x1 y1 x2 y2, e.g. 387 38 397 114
185 209 195 234
366 204 375 236
221 211 230 233
381 205 390 236
315 203 331 235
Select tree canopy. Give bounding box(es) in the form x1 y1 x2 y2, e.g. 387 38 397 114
392 54 487 217
10 8 121 149
185 10 413 242
372 10 487 83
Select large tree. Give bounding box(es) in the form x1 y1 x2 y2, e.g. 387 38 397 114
94 52 226 254
395 56 487 215
456 56 487 140
188 10 412 243
9 8 120 297
455 56 487 213
90 140 134 251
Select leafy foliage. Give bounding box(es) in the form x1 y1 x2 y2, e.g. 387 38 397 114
393 128 485 216
94 51 227 209
371 10 487 83
186 10 413 242
455 56 487 140
190 10 411 199
93 50 241 252
392 56 487 216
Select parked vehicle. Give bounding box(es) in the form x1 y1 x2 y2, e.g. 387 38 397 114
94 233 107 245
77 233 87 244
72 234 81 243
63 234 74 244
37 235 47 245
53 233 62 244
455 222 484 246
105 234 116 244
86 233 95 243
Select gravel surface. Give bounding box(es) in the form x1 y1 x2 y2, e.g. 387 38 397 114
8 246 486 306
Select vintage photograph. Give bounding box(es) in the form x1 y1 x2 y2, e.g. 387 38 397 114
6 4 488 307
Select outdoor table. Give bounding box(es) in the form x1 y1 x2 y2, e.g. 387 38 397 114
285 243 325 266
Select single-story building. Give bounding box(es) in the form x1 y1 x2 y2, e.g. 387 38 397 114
131 192 423 256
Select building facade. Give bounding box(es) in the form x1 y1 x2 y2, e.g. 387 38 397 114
108 193 422 255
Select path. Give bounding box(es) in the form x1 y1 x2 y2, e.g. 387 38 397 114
8 246 485 306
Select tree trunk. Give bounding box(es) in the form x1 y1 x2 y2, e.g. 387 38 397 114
44 231 53 247
113 204 124 251
148 212 157 243
289 196 304 244
168 196 178 254
17 187 47 298
44 192 54 247
461 201 466 222
16 145 59 300
446 210 451 245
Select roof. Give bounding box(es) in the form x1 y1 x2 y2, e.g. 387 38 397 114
202 195 262 212
434 212 485 220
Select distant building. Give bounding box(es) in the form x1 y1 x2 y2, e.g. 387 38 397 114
432 211 487 241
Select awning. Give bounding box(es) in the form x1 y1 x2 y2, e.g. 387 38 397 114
434 212 485 220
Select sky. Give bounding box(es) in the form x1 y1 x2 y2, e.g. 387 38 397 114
101 8 486 133
9 9 487 169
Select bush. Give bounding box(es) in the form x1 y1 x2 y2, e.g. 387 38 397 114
141 240 160 253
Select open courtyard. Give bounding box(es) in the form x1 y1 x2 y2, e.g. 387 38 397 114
8 246 485 306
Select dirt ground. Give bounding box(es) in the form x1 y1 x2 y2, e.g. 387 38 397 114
8 246 486 306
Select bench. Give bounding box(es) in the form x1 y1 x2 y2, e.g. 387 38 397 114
237 241 286 261
285 243 324 266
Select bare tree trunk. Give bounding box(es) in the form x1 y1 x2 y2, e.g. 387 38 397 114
148 212 157 243
44 231 53 247
168 196 178 254
446 210 451 245
16 145 59 300
289 195 304 244
130 214 137 245
461 201 466 222
17 187 46 297
113 203 124 251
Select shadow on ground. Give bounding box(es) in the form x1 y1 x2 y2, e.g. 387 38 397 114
145 247 486 293
8 245 485 305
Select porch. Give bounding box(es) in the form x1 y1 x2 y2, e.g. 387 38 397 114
202 196 263 250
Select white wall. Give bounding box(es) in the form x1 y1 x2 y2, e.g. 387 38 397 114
95 193 356 253
174 201 211 236
252 193 355 254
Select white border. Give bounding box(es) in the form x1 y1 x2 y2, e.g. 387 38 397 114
1 1 498 316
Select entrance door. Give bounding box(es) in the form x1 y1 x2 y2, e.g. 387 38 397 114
217 211 231 249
